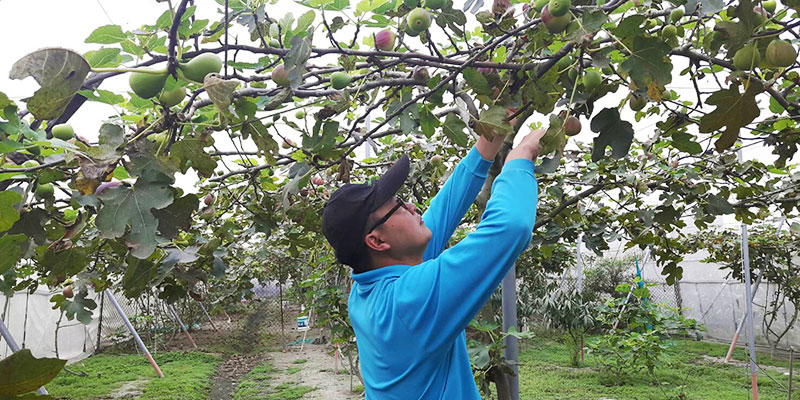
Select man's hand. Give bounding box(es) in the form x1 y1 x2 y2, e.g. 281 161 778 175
475 133 505 161
505 129 545 165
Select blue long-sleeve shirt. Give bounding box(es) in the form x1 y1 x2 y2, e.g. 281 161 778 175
349 147 539 399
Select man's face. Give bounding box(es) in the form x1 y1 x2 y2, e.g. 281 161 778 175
365 196 432 257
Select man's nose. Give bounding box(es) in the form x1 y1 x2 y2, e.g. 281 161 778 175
406 201 416 214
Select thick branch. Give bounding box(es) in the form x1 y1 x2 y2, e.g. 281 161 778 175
168 0 193 77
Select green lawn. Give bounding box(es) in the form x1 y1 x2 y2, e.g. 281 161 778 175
46 351 221 399
519 335 798 400
232 359 315 400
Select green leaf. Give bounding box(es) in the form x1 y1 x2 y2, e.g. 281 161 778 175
463 68 493 96
78 89 125 106
619 36 673 90
356 0 388 12
523 68 560 114
419 107 439 138
169 132 217 178
611 15 646 38
121 257 158 298
699 81 763 152
64 291 97 324
85 25 127 44
590 108 634 162
0 234 26 275
705 194 734 215
670 131 703 155
443 113 468 147
0 190 22 232
241 120 280 163
539 114 567 156
0 92 13 110
285 32 313 88
9 48 91 120
7 208 47 245
96 172 174 259
567 9 608 41
296 0 350 10
0 349 66 396
153 194 199 239
474 105 512 138
714 21 751 55
37 247 90 284
85 48 124 68
98 123 125 149
295 11 316 33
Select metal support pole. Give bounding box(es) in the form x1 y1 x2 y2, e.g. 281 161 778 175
197 301 218 332
104 289 164 378
738 149 759 400
168 305 197 349
501 264 519 400
789 348 794 400
0 319 48 395
576 233 584 365
725 270 764 363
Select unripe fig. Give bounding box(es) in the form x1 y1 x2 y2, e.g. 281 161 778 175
669 8 685 22
63 285 74 298
662 24 677 38
431 155 443 165
52 124 75 140
95 181 122 196
204 194 214 206
374 30 397 51
762 0 776 13
541 5 571 33
129 70 168 99
296 110 306 119
601 66 613 75
423 0 446 9
753 6 767 25
148 132 169 147
547 0 571 17
413 67 430 82
35 183 54 199
629 94 648 111
22 160 39 168
407 8 432 33
282 138 295 149
534 0 549 12
765 40 797 68
159 86 187 107
564 115 581 136
404 23 422 37
732 44 761 71
178 53 223 83
272 64 291 88
330 72 352 89
582 69 602 91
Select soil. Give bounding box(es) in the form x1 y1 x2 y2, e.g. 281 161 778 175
269 343 363 400
698 355 791 374
105 379 148 399
208 353 269 400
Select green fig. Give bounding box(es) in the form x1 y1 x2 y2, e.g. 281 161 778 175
669 8 685 22
541 5 571 33
765 40 797 68
159 86 187 107
629 94 648 111
407 8 432 33
582 69 602 90
547 0 571 17
129 70 168 99
330 72 352 89
732 44 761 71
51 123 75 140
179 53 223 83
35 183 54 199
272 64 291 87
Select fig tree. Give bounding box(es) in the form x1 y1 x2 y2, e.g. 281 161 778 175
129 70 168 99
542 5 571 33
159 86 187 107
272 64 291 87
765 40 797 68
547 0 571 17
407 8 432 33
178 53 223 83
51 123 75 140
330 72 352 89
732 44 761 71
375 30 397 51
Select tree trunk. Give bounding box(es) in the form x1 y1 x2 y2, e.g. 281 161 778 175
488 366 512 400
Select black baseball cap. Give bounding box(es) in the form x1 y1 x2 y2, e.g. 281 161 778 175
322 155 410 269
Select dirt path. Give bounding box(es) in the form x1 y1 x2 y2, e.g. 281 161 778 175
269 343 363 400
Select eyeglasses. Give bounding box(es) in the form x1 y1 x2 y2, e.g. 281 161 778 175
365 196 407 234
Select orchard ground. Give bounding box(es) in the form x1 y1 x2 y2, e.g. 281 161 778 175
43 309 800 400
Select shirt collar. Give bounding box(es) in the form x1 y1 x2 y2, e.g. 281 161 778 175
352 264 412 285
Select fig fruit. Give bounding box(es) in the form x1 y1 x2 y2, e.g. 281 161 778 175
564 116 581 136
541 5 571 33
35 183 54 199
178 53 223 83
129 70 168 99
330 72 352 89
272 64 291 88
732 44 761 71
52 124 75 140
407 8 432 33
582 69 602 91
765 40 797 68
63 286 74 298
413 67 430 82
159 86 187 107
547 0 571 17
375 30 397 51
629 94 648 111
669 8 684 22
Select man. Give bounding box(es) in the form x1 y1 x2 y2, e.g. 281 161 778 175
322 129 544 399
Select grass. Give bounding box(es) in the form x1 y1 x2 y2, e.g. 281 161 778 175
518 334 800 400
47 351 221 399
232 360 315 400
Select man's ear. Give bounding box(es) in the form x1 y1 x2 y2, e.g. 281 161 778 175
364 231 391 252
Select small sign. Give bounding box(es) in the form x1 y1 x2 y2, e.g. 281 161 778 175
297 315 310 331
